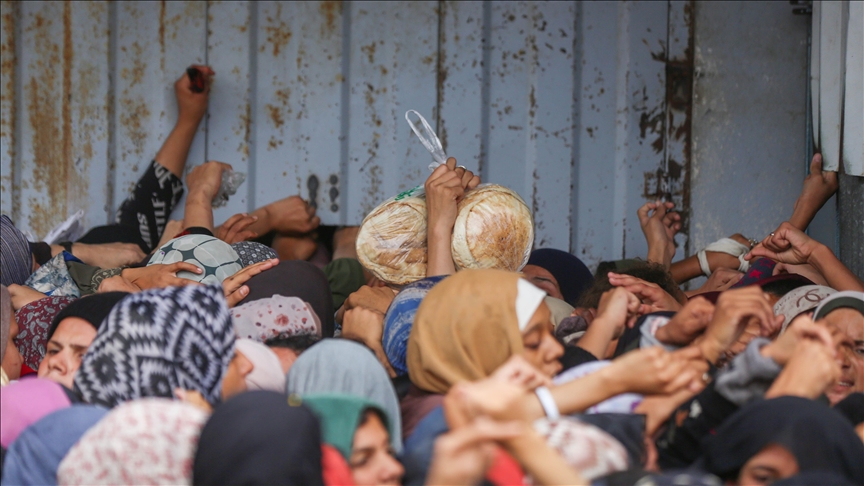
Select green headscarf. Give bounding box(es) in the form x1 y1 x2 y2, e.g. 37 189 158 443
300 393 393 460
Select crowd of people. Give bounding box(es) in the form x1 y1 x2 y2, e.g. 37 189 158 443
1 66 863 486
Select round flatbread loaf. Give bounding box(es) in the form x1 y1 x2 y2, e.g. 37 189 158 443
356 194 428 286
451 184 533 271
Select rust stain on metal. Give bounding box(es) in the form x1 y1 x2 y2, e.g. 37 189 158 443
1 1 18 210
120 42 146 88
25 3 75 236
361 42 376 64
263 4 292 57
267 104 284 128
319 1 341 34
240 102 251 158
119 97 151 160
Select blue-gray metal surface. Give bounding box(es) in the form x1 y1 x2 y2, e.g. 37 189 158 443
689 1 813 255
2 0 698 270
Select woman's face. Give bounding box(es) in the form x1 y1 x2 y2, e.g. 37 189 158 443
520 302 563 377
736 443 799 485
819 308 864 404
349 411 403 486
521 265 564 301
37 317 96 388
221 350 253 400
2 314 23 380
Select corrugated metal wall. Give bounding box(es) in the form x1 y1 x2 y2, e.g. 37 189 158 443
1 0 695 269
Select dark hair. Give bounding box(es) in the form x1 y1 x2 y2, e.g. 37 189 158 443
264 334 321 354
578 260 684 309
761 278 811 299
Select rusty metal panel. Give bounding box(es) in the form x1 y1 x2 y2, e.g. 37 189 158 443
343 1 440 223
16 1 112 239
3 0 705 270
1 0 18 220
206 0 253 223
252 1 346 221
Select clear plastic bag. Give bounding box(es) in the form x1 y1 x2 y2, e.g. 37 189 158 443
212 170 247 208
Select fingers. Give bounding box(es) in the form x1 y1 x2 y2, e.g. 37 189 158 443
637 202 655 226
445 157 458 171
225 285 249 307
165 277 202 287
809 153 823 174
166 261 204 275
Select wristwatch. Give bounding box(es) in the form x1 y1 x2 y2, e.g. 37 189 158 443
59 241 74 255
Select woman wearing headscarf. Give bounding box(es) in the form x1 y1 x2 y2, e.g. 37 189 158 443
0 215 33 287
522 248 594 306
56 398 209 485
404 269 563 437
1 405 108 485
73 285 235 408
243 260 335 337
700 396 864 485
0 379 72 449
35 292 128 389
1 285 23 384
303 394 404 486
811 291 864 404
381 276 447 378
286 339 403 454
193 391 324 485
13 296 76 370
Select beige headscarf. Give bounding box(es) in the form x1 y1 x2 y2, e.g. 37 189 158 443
407 269 525 393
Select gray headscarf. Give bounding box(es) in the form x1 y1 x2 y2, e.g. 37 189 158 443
285 339 403 453
1 284 11 363
1 215 32 286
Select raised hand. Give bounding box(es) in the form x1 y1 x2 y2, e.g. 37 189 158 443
607 272 683 313
603 346 702 396
222 258 279 307
638 200 680 268
186 161 233 202
216 213 259 244
697 286 784 363
655 296 715 346
175 65 214 126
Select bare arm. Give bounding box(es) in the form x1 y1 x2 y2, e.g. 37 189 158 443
154 65 213 178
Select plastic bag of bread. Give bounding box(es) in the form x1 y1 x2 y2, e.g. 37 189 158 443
356 185 429 286
452 183 534 271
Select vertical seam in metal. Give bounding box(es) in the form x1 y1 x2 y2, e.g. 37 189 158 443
338 0 352 224
436 0 444 143
246 0 257 213
106 0 118 224
479 0 492 181
11 0 23 223
570 0 583 256
203 1 210 165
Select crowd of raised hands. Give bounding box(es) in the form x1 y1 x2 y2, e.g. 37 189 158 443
0 64 863 486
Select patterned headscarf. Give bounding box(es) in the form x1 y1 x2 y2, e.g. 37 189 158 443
382 275 447 376
148 234 242 285
57 398 209 485
773 285 837 333
1 379 72 448
533 417 629 480
1 405 108 485
1 214 32 286
14 296 77 369
24 252 81 298
74 285 235 408
232 295 322 342
231 241 279 268
1 284 10 364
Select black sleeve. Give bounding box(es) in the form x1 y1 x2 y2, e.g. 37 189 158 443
559 344 598 371
655 381 740 470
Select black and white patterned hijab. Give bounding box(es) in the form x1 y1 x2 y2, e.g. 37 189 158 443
74 285 235 408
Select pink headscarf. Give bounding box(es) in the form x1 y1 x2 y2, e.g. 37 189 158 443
232 295 321 342
1 378 72 447
57 398 208 485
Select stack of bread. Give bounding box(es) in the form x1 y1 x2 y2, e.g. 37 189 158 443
356 184 533 286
